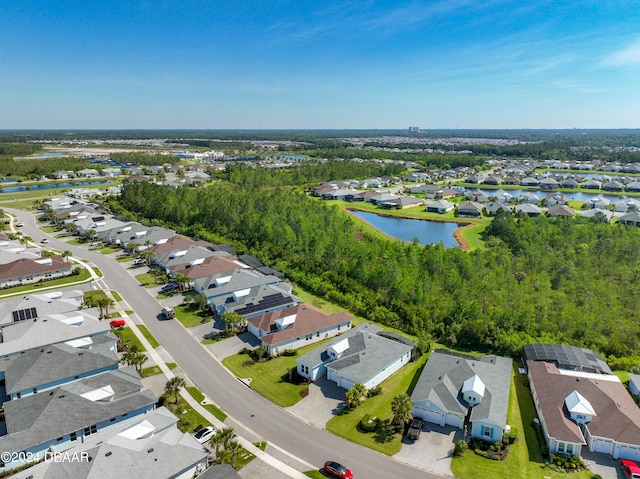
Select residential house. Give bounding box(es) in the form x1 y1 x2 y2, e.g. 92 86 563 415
154 246 229 273
76 168 100 178
68 188 102 199
619 211 640 226
457 201 483 217
578 209 613 222
148 236 211 255
196 464 242 479
51 170 76 179
467 191 488 203
517 192 540 204
483 175 501 186
441 187 463 199
380 196 423 209
520 177 540 187
514 204 542 217
297 323 413 390
602 180 624 192
584 197 610 210
368 192 398 205
626 181 640 192
0 342 118 403
321 189 359 200
0 257 73 289
101 167 123 177
0 290 114 358
539 178 559 190
0 367 157 471
559 179 580 189
426 199 455 214
247 303 353 356
193 269 284 312
9 407 209 479
217 284 301 319
547 205 575 218
525 343 640 461
410 184 442 197
411 350 512 441
485 201 512 216
170 255 249 281
466 175 483 184
544 193 566 206
581 179 602 190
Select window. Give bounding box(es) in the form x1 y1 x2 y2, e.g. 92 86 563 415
32 388 37 394
482 426 493 438
557 442 566 454
316 331 319 338
84 425 97 437
16 392 21 399
306 334 312 340
566 443 574 455
70 432 77 442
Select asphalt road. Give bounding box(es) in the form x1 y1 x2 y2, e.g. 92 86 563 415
11 208 447 479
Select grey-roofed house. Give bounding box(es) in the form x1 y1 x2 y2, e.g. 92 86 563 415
626 181 640 192
0 367 157 471
411 351 512 442
517 191 539 204
0 291 113 358
559 178 580 189
527 356 640 460
602 180 624 191
195 463 242 479
514 203 542 217
247 303 353 356
578 208 613 222
581 179 602 190
485 201 511 216
220 283 301 319
321 188 359 200
379 196 423 209
297 323 413 390
426 199 455 214
410 184 442 197
193 269 281 308
547 205 575 217
619 211 640 226
154 245 229 272
8 406 208 479
520 177 540 187
1 343 119 403
539 178 559 190
457 201 483 217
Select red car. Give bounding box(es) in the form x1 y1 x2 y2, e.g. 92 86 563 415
109 319 126 329
323 461 353 479
622 460 640 479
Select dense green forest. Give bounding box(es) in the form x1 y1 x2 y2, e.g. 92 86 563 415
0 143 93 178
110 177 640 369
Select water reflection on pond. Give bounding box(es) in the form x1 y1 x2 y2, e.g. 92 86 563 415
349 210 460 248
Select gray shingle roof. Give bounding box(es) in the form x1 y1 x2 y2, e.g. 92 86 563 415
0 367 156 453
301 323 413 385
411 351 512 428
2 343 118 395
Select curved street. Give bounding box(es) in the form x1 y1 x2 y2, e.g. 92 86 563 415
10 207 448 479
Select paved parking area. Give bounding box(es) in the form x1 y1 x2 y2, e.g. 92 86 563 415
207 332 260 360
393 422 462 477
286 378 346 428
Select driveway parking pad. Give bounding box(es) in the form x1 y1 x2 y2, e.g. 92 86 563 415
393 422 461 477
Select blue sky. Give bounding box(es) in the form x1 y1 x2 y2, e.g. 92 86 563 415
2 1 640 129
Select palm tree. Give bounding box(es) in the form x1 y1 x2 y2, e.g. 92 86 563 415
391 393 413 425
221 311 244 334
345 383 367 408
225 439 243 467
97 297 115 319
61 250 72 262
164 376 186 404
140 250 154 265
151 267 166 284
209 427 237 462
122 350 147 376
174 272 191 291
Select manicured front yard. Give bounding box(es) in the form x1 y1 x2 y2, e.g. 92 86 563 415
222 341 333 407
325 353 428 456
114 326 146 352
451 366 594 479
174 304 212 328
0 268 91 297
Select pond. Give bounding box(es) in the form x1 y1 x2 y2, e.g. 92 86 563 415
349 210 460 248
0 180 110 193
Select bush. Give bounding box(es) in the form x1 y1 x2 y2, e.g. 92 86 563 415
359 415 379 432
282 349 297 357
367 386 382 397
503 427 518 444
453 440 468 457
239 347 251 355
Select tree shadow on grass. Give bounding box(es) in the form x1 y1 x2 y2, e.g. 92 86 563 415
374 418 400 444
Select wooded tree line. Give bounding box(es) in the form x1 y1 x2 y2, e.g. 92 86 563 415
220 161 406 188
112 180 640 368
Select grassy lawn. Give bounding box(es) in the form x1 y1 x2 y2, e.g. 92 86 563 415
113 326 146 352
303 471 327 479
137 324 160 348
111 290 123 302
222 342 335 407
66 239 88 246
325 353 429 456
0 268 91 297
84 290 108 302
166 394 211 434
135 272 162 288
186 386 227 422
142 365 163 376
451 367 594 479
175 304 213 328
116 254 135 262
97 246 122 254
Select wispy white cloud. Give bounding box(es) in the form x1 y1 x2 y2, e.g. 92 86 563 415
602 38 640 66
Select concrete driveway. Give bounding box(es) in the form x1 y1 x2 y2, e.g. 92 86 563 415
286 378 346 429
394 422 462 477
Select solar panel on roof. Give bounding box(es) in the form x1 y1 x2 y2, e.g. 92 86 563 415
234 293 292 316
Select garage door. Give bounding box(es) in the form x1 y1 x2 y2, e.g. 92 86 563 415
415 407 442 426
339 377 355 391
592 439 613 455
618 445 640 461
445 413 463 429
